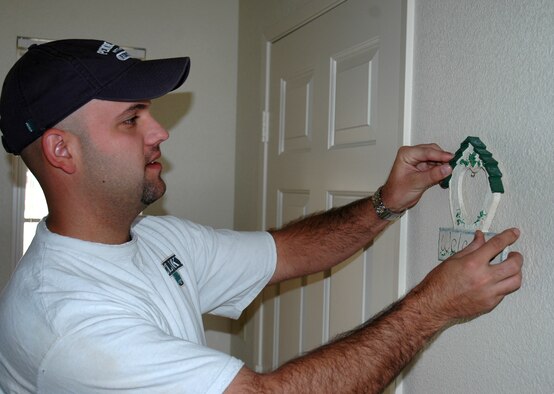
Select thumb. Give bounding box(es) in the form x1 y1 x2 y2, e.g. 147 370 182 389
426 164 452 186
413 163 452 190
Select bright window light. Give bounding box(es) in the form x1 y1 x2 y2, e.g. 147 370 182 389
23 170 47 253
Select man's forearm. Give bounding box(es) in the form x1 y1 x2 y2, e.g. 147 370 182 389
268 144 455 284
232 287 447 394
226 144 522 393
268 196 390 284
230 229 522 393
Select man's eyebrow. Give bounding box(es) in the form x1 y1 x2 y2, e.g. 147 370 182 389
124 102 150 112
116 102 151 119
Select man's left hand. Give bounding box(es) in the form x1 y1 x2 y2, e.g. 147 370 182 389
381 143 453 212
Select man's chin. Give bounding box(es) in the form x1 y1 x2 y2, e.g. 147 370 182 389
141 181 166 206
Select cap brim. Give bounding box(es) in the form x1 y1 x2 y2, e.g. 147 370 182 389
95 57 190 101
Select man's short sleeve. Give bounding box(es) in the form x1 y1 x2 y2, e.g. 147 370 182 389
135 216 277 319
195 228 277 318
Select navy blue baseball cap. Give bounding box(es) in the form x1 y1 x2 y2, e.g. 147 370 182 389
0 39 190 155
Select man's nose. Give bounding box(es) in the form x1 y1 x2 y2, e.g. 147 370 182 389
146 117 169 145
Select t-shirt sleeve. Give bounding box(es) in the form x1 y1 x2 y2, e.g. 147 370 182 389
151 216 277 319
194 228 277 318
39 315 243 394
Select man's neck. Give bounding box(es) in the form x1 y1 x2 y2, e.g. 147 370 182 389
45 209 138 245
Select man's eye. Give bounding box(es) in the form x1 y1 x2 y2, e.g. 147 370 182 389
124 116 139 126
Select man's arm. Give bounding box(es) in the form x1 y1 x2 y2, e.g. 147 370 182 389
227 229 523 393
268 144 454 284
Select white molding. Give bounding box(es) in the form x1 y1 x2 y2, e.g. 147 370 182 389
396 1 415 394
272 287 280 369
298 279 305 354
398 0 415 297
255 41 272 372
321 270 331 343
264 0 347 43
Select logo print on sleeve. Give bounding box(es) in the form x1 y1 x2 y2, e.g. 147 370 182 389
162 255 184 286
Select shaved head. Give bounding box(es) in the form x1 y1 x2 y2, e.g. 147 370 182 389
20 108 88 182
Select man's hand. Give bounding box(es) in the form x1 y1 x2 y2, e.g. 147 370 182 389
269 143 453 283
415 228 523 324
381 143 454 212
228 230 523 394
229 228 523 393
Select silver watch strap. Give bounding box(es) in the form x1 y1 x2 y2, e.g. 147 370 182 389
371 186 405 221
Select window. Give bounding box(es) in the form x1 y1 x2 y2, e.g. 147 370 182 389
23 170 48 253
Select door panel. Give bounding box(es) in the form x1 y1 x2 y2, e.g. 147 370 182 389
328 192 371 337
276 190 310 364
260 4 405 393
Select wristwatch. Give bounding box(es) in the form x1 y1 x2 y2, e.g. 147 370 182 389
371 186 406 221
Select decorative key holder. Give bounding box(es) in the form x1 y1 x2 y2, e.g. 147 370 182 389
437 137 507 263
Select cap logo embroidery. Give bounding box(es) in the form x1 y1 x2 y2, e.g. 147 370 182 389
96 41 131 61
25 120 37 133
97 41 115 55
116 51 130 61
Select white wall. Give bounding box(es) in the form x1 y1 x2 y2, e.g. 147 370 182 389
0 0 239 353
405 0 554 392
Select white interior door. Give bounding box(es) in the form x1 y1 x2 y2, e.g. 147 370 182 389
259 0 405 389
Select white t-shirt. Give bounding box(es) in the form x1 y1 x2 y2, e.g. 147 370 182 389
0 216 276 393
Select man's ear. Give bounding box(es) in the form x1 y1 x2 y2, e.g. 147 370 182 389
41 129 77 174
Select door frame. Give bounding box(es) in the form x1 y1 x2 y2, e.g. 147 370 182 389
255 1 415 392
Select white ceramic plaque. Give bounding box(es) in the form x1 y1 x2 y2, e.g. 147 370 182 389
438 228 507 264
438 137 506 263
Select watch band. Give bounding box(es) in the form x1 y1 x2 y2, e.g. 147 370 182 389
371 186 405 221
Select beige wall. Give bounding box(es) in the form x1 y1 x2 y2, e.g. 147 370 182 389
0 0 239 352
406 0 554 392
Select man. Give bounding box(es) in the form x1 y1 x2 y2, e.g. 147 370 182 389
0 39 522 393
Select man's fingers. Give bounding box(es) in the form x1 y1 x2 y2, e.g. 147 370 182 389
410 163 452 190
400 144 453 166
428 163 452 184
415 161 445 171
454 230 486 258
469 228 520 263
496 272 523 296
491 251 523 284
410 143 445 152
493 264 523 297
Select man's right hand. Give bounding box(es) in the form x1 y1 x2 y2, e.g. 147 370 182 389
415 228 523 324
227 229 523 394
